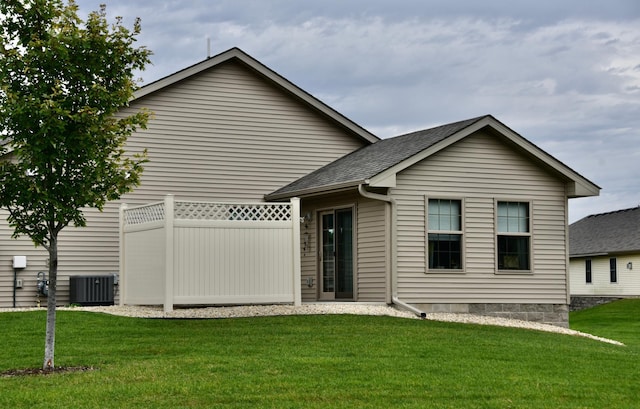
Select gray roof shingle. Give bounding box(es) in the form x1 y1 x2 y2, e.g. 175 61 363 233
267 115 488 199
570 207 640 256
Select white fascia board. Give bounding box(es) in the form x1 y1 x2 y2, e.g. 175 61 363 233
265 180 362 201
567 180 601 198
366 173 396 188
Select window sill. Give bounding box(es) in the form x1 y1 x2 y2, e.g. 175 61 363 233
426 269 465 274
494 270 533 275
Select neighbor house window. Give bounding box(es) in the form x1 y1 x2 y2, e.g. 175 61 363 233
496 201 530 271
585 259 592 284
427 199 462 270
610 258 617 283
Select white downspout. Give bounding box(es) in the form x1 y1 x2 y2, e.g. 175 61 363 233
357 184 426 318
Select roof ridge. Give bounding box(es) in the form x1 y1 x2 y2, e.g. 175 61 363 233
391 115 491 140
586 206 640 219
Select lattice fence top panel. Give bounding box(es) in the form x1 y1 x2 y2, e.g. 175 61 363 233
124 202 166 226
174 201 292 221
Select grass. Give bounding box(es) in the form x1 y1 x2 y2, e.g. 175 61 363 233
0 301 638 409
570 298 640 346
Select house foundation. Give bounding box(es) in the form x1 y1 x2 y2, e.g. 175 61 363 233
569 296 623 311
413 303 569 327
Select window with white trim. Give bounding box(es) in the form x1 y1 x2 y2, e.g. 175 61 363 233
427 199 462 270
496 201 530 271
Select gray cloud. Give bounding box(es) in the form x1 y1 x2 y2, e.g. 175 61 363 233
76 0 640 221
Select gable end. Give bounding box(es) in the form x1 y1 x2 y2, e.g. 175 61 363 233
369 116 600 199
133 47 378 145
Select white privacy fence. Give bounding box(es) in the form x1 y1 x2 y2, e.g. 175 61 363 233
119 195 301 312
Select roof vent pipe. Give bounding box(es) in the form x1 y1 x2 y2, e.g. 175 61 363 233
357 184 426 319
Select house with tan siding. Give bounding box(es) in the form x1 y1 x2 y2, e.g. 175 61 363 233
569 207 640 303
1 48 599 326
267 116 599 326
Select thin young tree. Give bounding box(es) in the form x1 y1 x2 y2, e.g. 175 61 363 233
0 0 151 370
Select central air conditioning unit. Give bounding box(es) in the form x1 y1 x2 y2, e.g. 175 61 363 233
69 275 115 306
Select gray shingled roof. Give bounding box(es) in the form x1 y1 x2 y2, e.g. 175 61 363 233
267 115 488 199
570 207 640 256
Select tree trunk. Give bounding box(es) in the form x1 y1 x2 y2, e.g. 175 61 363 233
43 235 58 370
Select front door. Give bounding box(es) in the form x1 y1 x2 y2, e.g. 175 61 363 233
320 208 354 300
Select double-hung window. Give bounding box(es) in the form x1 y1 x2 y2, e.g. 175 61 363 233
427 199 463 270
496 201 530 271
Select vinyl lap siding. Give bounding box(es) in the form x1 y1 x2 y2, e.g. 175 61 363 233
392 131 568 304
0 210 50 307
0 59 367 307
357 199 388 302
300 203 318 302
121 60 365 203
570 255 640 296
0 202 125 308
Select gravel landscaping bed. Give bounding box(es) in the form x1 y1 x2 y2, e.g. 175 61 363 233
1 303 623 345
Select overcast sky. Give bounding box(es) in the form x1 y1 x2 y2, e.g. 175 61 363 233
76 0 640 223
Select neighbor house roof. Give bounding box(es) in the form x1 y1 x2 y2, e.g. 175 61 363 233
570 207 640 257
133 47 379 145
266 114 600 200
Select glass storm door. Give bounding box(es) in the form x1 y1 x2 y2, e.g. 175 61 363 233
320 208 354 300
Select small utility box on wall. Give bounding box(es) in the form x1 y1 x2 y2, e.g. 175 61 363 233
13 256 27 269
12 256 27 307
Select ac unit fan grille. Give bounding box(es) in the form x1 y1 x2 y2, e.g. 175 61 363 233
69 276 114 306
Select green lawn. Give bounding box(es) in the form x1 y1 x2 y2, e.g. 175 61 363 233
0 301 638 409
570 298 640 347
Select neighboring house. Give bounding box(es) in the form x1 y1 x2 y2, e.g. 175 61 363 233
569 207 640 299
1 48 599 326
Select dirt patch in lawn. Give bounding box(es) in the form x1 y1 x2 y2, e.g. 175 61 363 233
1 366 95 378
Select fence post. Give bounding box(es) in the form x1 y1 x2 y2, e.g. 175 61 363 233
164 195 175 313
119 203 127 306
291 197 302 306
